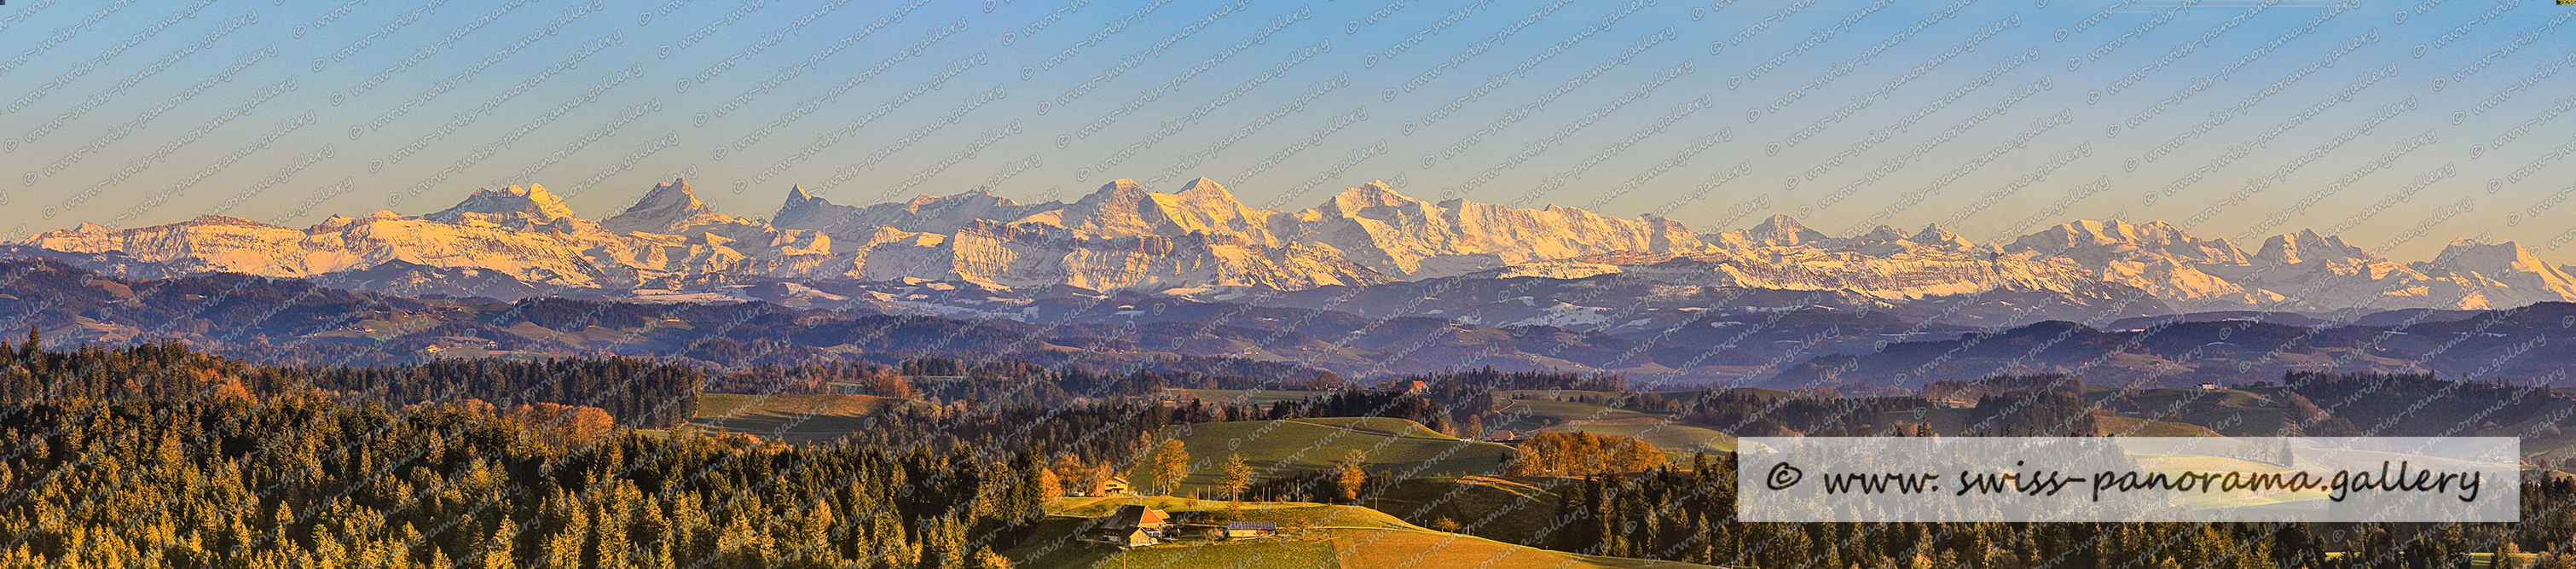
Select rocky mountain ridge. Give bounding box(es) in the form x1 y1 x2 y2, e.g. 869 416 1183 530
26 177 2576 316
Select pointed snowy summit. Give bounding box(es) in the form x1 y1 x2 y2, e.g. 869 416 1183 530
603 178 719 234
1741 214 1827 247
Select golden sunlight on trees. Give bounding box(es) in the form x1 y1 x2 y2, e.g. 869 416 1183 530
1219 453 1253 501
503 403 618 448
1332 450 1369 502
1145 439 1190 496
1506 431 1665 477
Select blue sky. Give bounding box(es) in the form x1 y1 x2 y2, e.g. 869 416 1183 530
3 0 2568 263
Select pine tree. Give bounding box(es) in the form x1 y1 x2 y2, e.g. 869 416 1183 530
477 522 518 569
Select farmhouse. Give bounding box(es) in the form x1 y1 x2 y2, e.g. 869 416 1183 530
1094 476 1134 496
1092 505 1171 547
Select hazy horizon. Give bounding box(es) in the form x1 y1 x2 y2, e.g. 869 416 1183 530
3 0 2567 264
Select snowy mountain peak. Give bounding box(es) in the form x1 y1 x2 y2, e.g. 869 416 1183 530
774 184 845 227
1017 179 1165 237
1079 179 1150 203
2255 229 2370 265
1177 177 1232 200
2012 219 2249 264
2434 239 2556 276
178 215 277 229
912 186 1000 206
1855 225 1911 244
25 173 2576 313
424 184 578 226
1740 214 1827 247
1019 178 1276 241
1913 224 1971 247
1322 181 1421 213
2423 239 2576 307
602 178 718 234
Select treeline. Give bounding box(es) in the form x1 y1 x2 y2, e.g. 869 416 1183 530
1679 389 1927 436
1506 431 1665 477
1259 390 1454 433
834 400 1201 469
2271 370 2552 437
299 357 703 428
1395 366 1630 392
0 334 703 428
0 396 1035 569
703 356 1342 405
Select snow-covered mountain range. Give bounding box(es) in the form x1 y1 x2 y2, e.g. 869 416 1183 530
26 177 2576 316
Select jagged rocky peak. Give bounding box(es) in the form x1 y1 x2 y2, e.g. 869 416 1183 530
175 215 279 228
1174 178 1242 206
1021 177 1271 239
1853 225 1912 244
1913 224 1971 247
603 178 724 234
424 183 578 225
1740 214 1828 247
773 184 848 228
2012 219 2248 264
1079 178 1149 203
2255 229 2370 265
779 183 1041 236
1149 177 1276 240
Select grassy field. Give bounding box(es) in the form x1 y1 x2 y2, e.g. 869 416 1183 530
1142 419 1517 496
1368 475 1572 546
686 392 915 443
1297 416 1464 439
2095 415 2226 437
1169 388 1334 405
1491 398 1737 453
1006 496 1718 569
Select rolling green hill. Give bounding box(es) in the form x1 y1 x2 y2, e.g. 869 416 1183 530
1168 388 1334 405
1010 496 1717 569
1368 475 1572 547
1491 397 1737 453
1141 418 1517 496
687 392 918 443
